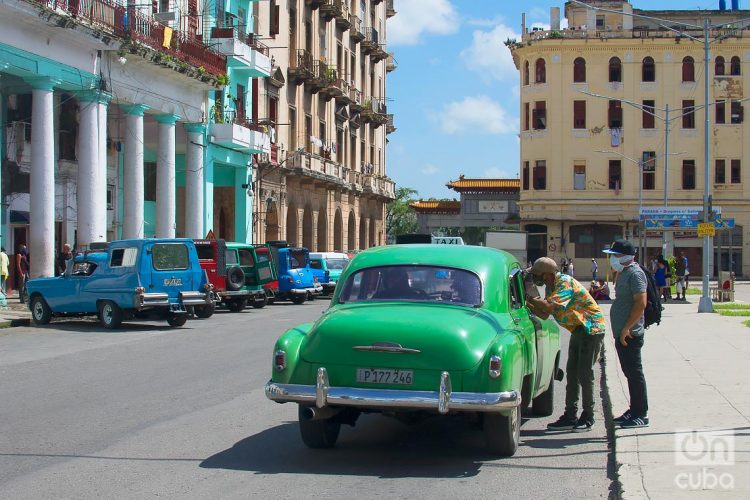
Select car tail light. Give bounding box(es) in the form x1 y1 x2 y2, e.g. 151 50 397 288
287 277 294 284
313 276 319 283
489 355 502 379
204 283 214 291
274 350 286 372
135 287 146 294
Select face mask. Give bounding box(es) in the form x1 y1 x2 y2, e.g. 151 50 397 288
610 255 633 272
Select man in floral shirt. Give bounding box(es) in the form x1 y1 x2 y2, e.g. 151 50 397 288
526 257 606 432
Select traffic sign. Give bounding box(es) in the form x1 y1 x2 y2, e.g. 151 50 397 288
714 217 735 229
697 223 716 237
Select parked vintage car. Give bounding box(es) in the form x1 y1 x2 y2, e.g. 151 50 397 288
265 244 562 456
27 238 213 328
262 241 322 304
194 239 276 316
309 252 350 295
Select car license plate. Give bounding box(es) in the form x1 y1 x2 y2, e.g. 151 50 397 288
356 368 413 385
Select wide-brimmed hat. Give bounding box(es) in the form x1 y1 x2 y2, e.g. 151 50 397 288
603 239 636 256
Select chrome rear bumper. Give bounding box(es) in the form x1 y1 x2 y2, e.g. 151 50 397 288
265 367 520 414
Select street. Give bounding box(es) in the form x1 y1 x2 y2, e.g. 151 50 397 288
0 301 610 499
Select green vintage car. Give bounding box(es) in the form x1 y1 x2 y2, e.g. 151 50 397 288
264 245 561 456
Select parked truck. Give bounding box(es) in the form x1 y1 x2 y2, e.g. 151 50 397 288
485 230 528 264
262 241 322 304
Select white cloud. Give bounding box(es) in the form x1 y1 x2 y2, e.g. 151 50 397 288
460 23 521 82
483 167 517 178
438 95 517 136
387 0 459 46
421 164 440 175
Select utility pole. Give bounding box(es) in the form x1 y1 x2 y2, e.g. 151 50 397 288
699 18 713 313
663 104 669 255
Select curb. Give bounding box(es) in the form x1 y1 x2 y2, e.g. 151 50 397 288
600 342 624 499
0 318 31 328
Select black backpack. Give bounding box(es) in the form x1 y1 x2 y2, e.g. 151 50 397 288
639 264 663 329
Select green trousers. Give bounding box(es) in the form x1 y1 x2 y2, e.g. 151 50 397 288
564 327 604 418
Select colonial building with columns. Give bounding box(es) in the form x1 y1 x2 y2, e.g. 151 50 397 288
1 0 270 282
250 0 396 252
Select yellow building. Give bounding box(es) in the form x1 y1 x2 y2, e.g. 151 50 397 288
510 0 749 277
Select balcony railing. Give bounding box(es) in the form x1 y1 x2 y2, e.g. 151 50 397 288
320 0 342 20
210 108 266 132
360 99 388 126
386 0 396 18
289 49 315 83
311 60 336 93
386 52 397 72
362 27 379 53
386 113 395 134
349 87 363 110
350 14 365 42
521 25 750 44
35 0 226 76
211 27 269 56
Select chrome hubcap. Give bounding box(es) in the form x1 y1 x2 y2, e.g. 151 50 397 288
33 302 43 319
103 305 112 323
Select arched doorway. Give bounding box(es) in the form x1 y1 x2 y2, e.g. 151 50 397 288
359 215 367 249
369 217 376 248
525 223 548 263
347 211 356 251
286 203 298 245
333 209 343 252
302 205 314 250
317 209 328 251
265 201 280 242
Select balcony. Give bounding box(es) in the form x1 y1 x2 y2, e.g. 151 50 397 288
286 151 348 187
320 0 343 21
305 0 323 9
210 109 270 153
386 52 397 72
386 0 396 18
32 0 227 77
363 173 395 200
310 60 336 94
210 27 271 77
349 86 363 111
386 114 396 134
362 27 379 54
288 49 314 85
350 15 365 43
371 44 389 63
321 76 348 101
360 99 388 127
335 1 352 30
255 144 280 167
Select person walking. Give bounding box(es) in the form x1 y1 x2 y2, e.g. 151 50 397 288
604 239 649 429
591 258 598 281
526 257 606 432
15 244 29 303
654 260 668 302
0 247 9 294
567 260 575 277
56 244 73 276
674 252 687 301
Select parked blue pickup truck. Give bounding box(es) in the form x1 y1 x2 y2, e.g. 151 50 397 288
264 241 323 304
26 238 214 328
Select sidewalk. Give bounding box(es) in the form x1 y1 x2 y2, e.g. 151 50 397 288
601 284 750 498
0 291 31 328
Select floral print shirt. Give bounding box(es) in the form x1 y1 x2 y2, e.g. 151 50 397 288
546 273 606 335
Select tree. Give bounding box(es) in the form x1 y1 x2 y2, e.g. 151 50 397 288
386 187 419 242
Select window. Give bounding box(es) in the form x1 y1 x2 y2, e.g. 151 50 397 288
715 159 726 184
609 57 622 82
642 151 656 190
716 99 726 124
524 102 530 131
533 160 546 190
596 15 605 29
642 56 655 82
682 56 695 82
509 268 524 309
144 161 157 202
682 100 695 129
731 100 744 124
523 60 529 86
716 56 725 76
731 159 741 183
609 160 622 190
573 100 586 129
533 101 547 130
238 248 255 267
522 161 530 190
107 185 115 210
574 163 586 190
731 56 741 76
152 243 189 271
535 58 546 84
570 224 623 258
110 248 137 267
573 57 586 82
682 160 696 190
608 100 623 128
270 0 280 36
289 107 297 149
642 100 655 129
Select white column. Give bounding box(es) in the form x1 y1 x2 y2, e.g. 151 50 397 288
155 114 180 238
97 95 110 241
76 95 99 247
121 104 149 239
26 77 59 278
184 122 206 239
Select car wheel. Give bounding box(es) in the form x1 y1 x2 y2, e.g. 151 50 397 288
98 300 123 329
307 292 315 301
195 303 216 319
298 405 341 449
290 294 306 305
167 314 188 327
252 296 268 309
484 405 521 456
532 369 556 417
227 298 247 312
30 295 52 325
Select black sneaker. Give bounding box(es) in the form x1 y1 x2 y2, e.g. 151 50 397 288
573 414 594 432
613 410 632 424
620 416 649 429
547 415 577 431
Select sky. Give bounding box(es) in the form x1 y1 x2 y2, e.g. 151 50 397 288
385 0 733 200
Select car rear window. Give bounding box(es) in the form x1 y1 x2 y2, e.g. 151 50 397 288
238 249 255 267
326 258 349 270
152 244 189 271
226 250 239 265
195 244 214 260
289 250 307 269
310 259 323 270
338 266 482 306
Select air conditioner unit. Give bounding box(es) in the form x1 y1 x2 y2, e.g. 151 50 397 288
154 11 177 23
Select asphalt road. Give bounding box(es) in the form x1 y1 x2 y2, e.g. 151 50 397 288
0 300 611 499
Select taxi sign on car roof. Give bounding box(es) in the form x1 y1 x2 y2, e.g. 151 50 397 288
431 236 465 245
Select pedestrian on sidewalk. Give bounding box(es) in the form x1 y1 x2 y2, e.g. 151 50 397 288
0 246 9 294
526 257 606 433
675 252 687 301
604 239 649 429
591 258 598 281
15 244 29 303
